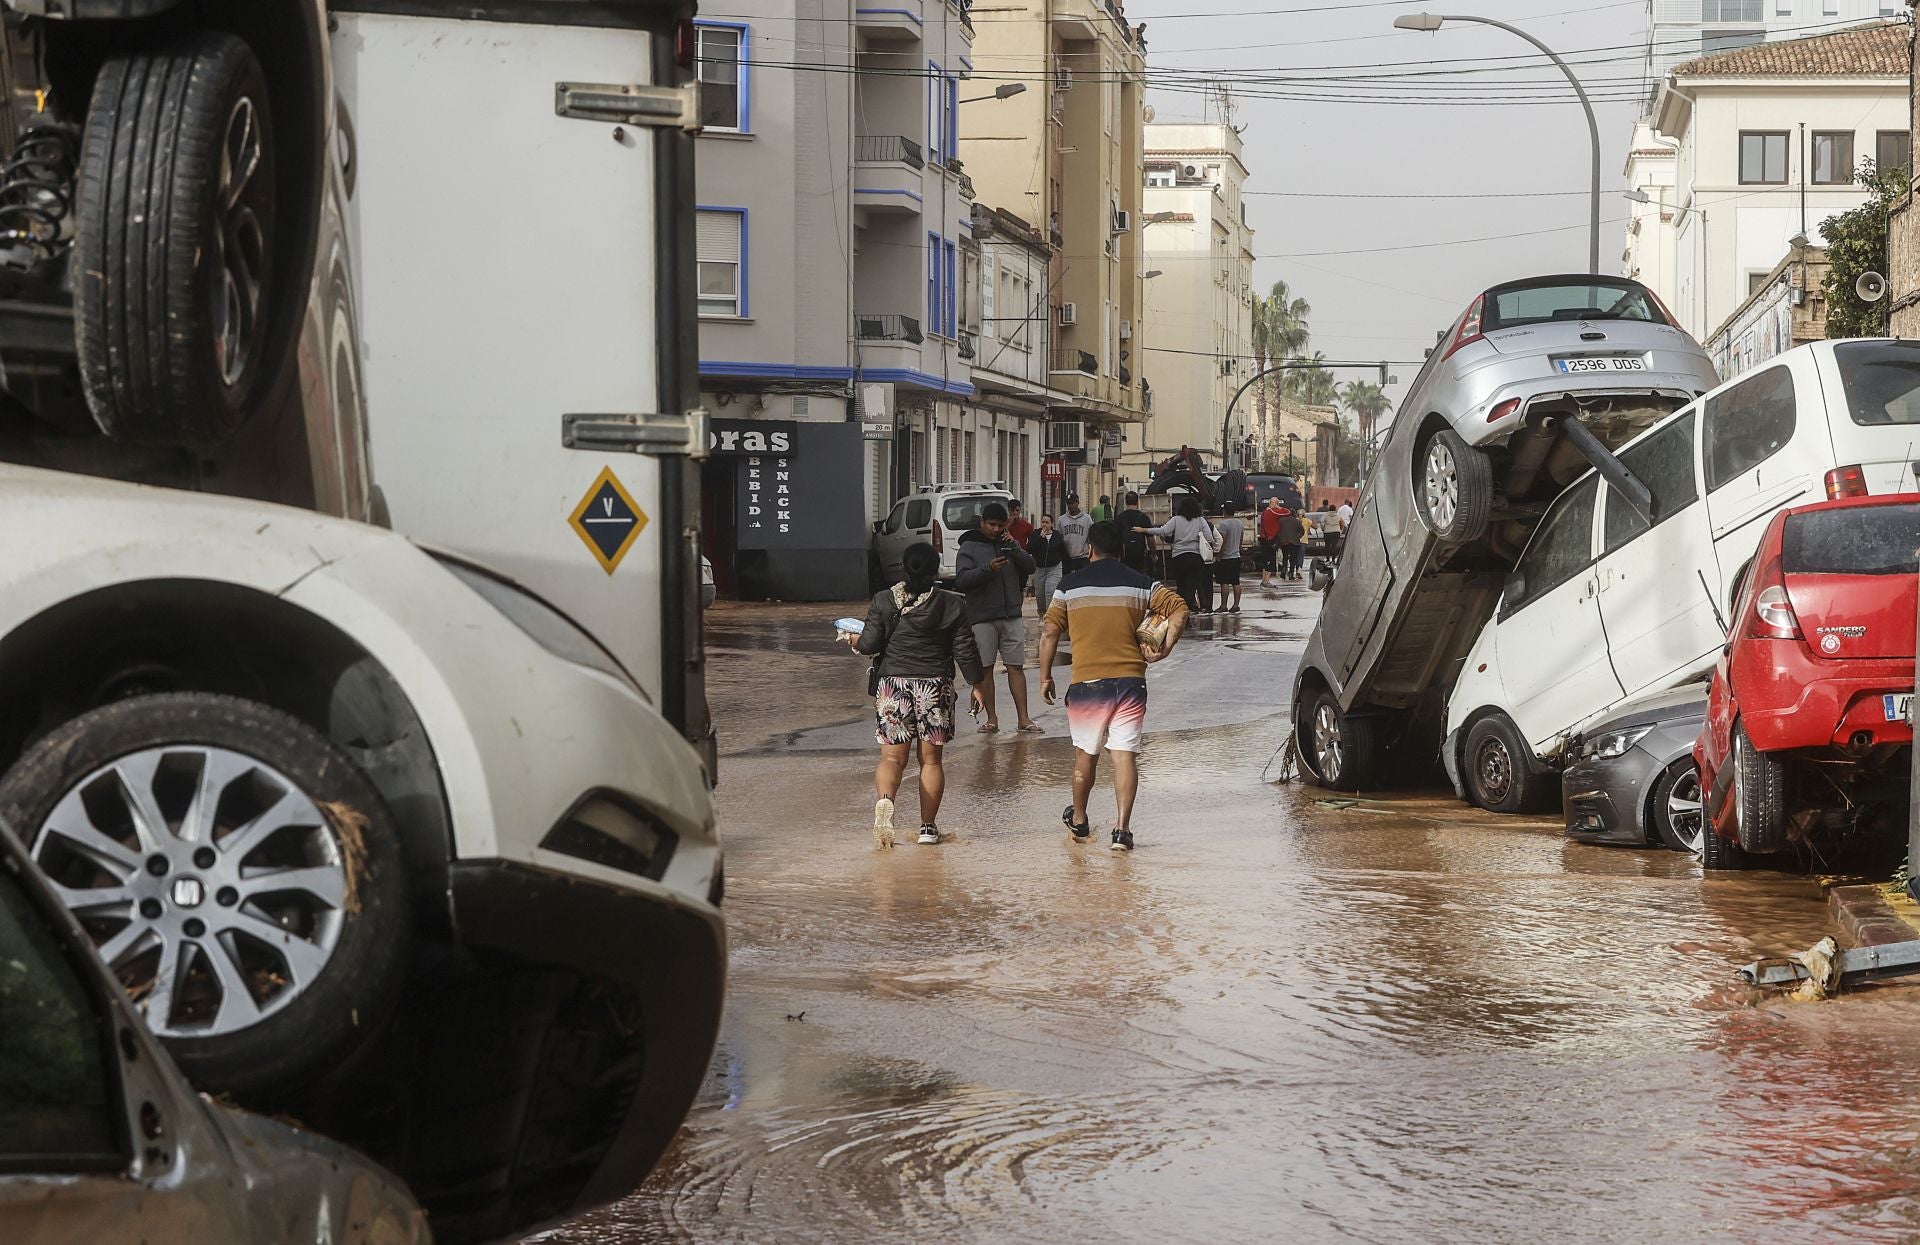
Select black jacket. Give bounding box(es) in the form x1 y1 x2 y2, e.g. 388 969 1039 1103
1027 529 1066 568
855 588 985 685
953 529 1034 622
1116 508 1151 556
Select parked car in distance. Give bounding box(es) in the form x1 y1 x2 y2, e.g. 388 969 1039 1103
1445 339 1920 813
0 816 427 1245
1562 685 1708 852
872 482 1014 585
1241 472 1305 515
1695 494 1919 870
0 464 724 1242
1294 274 1718 791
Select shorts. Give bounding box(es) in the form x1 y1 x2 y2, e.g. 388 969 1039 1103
1065 677 1148 755
1254 539 1276 571
972 617 1026 669
874 677 958 745
1213 556 1242 585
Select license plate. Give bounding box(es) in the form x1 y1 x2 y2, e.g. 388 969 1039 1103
1885 694 1912 723
1556 357 1647 373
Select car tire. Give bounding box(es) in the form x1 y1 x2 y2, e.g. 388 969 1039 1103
1462 714 1543 814
74 32 276 448
1649 758 1706 854
1302 691 1374 791
0 693 407 1102
1700 818 1749 871
1732 723 1789 854
1415 428 1491 543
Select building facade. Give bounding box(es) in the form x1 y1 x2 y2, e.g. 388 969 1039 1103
961 0 1148 513
1643 23 1907 341
1644 0 1899 105
1704 241 1831 376
1622 120 1680 294
1135 122 1255 480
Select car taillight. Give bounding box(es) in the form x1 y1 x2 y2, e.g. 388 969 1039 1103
1824 464 1869 500
1745 552 1802 640
1487 398 1522 423
932 523 943 556
1443 294 1486 360
1646 287 1681 328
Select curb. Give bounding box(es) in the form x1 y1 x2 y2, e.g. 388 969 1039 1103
1827 882 1920 948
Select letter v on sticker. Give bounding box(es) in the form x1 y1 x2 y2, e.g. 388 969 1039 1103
568 466 649 574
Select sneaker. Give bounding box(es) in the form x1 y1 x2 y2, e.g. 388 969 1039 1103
918 825 940 845
873 797 895 849
1062 804 1092 843
1109 828 1135 852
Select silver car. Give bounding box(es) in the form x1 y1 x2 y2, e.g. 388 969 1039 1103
1293 275 1719 790
1561 685 1708 853
0 817 426 1245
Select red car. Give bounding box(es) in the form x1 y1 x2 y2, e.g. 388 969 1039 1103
1696 493 1918 870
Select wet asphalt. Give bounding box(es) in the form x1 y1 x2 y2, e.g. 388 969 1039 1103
538 579 1920 1244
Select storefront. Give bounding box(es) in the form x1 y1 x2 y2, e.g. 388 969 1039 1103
700 417 868 601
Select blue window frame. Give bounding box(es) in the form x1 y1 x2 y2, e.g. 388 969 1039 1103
927 232 941 331
928 60 943 165
943 240 957 337
697 206 748 317
945 75 959 160
692 21 749 134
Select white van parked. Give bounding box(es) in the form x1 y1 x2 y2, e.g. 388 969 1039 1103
871 482 1015 585
1443 338 1920 813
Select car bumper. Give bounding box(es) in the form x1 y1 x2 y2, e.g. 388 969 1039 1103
1741 666 1915 753
1562 748 1658 846
1466 373 1704 446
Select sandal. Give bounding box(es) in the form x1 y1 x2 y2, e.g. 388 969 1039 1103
1017 723 1046 734
978 722 1000 734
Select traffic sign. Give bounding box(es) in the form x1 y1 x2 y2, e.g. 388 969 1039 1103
568 466 649 574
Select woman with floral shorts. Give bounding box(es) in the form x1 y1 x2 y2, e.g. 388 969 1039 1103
850 543 986 847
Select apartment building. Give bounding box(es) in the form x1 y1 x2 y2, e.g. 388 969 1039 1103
1642 22 1907 340
691 0 1049 598
1645 0 1899 104
1136 122 1255 479
961 0 1148 511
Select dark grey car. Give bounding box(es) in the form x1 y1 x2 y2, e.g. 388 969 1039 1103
1561 685 1708 853
1292 275 1718 790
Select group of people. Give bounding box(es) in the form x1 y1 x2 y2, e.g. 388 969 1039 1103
848 506 1189 853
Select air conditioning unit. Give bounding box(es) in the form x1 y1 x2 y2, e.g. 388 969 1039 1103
1054 61 1074 90
1047 420 1086 452
1119 320 1132 341
1183 163 1199 178
1058 302 1078 326
1111 208 1131 234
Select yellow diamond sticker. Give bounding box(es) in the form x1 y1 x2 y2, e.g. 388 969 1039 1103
569 466 649 575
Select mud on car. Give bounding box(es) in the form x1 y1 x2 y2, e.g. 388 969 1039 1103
1293 275 1719 791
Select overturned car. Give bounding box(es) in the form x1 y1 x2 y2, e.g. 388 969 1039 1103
1292 275 1719 790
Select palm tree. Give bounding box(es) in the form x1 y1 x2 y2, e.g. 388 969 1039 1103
1282 351 1337 406
1251 280 1311 455
1338 378 1396 443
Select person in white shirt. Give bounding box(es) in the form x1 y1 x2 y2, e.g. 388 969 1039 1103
1332 501 1354 560
1055 494 1094 572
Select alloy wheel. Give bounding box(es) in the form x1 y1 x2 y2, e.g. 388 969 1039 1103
1313 703 1343 783
1667 769 1705 853
1424 439 1458 531
213 95 268 387
29 745 349 1038
1474 736 1513 805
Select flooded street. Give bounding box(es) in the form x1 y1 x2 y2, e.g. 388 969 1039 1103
545 585 1920 1243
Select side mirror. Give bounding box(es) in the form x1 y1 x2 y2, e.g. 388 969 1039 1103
1504 570 1526 604
872 520 885 534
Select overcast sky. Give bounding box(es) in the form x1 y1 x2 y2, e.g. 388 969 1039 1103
1129 0 1652 422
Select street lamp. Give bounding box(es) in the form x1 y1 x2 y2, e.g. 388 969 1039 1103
1393 12 1600 274
959 82 1028 104
1285 432 1301 477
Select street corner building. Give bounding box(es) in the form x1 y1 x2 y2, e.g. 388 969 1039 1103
689 0 1155 600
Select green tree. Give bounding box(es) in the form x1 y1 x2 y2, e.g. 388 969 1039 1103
1338 378 1396 444
1251 280 1312 451
1284 351 1338 405
1822 159 1907 339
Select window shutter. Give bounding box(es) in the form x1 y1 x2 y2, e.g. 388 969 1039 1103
698 211 741 263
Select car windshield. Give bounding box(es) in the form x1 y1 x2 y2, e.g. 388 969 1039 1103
1783 503 1920 576
1249 476 1301 508
1833 340 1920 425
943 496 1007 529
1484 280 1667 331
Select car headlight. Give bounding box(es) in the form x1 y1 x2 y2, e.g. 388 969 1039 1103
1587 725 1653 759
437 557 642 694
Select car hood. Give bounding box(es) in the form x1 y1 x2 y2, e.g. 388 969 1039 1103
1585 683 1709 734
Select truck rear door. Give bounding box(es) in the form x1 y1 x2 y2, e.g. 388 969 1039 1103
331 4 709 757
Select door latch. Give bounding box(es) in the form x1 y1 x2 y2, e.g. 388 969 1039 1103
562 410 710 458
555 81 703 132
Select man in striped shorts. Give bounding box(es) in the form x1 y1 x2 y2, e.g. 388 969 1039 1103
1038 521 1190 850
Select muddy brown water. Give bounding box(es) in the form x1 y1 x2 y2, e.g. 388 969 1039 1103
538 588 1920 1243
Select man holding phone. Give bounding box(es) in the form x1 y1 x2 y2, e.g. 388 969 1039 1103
955 502 1041 734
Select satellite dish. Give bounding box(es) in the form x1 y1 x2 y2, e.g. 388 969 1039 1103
1142 104 1156 123
1858 271 1887 302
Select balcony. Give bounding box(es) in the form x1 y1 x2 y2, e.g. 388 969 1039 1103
858 313 925 344
855 0 923 41
959 331 977 360
958 172 976 201
1118 361 1131 385
1051 346 1096 376
853 135 927 215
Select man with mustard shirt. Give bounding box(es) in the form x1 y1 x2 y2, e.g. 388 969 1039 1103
1038 521 1190 851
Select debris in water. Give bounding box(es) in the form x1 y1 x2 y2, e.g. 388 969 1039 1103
1788 937 1840 1002
319 800 370 914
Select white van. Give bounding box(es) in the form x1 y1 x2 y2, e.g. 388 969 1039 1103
872 482 1015 584
1443 338 1920 813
